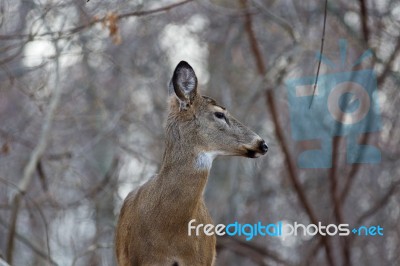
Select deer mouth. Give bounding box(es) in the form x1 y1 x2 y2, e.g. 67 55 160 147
243 140 268 158
245 149 263 158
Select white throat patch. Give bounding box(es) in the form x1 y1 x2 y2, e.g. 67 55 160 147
195 152 218 170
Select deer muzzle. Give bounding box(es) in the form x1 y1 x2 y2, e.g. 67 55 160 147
244 139 269 158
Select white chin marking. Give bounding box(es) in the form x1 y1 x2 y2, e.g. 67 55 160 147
195 152 218 170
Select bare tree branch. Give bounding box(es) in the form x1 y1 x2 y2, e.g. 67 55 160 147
377 38 400 86
358 0 369 43
0 217 57 266
0 0 194 41
344 180 400 246
58 157 119 209
5 40 62 264
355 180 400 227
0 177 55 265
239 0 335 265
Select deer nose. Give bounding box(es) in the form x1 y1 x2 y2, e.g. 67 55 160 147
259 140 268 154
260 142 268 154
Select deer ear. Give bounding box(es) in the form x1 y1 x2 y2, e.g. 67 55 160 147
170 61 198 111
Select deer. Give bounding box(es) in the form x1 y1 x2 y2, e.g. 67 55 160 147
115 61 268 266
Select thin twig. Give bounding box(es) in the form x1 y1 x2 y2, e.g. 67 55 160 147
355 180 400 227
345 181 400 245
341 136 375 203
241 1 266 75
58 157 119 209
0 0 194 40
377 38 400 86
36 160 49 192
0 177 56 265
252 0 298 43
0 217 57 266
309 0 328 109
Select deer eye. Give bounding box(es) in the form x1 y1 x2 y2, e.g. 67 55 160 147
214 112 225 119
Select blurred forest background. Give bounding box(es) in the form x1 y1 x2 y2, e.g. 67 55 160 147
0 0 399 265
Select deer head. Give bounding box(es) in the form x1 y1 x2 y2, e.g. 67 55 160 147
165 61 268 170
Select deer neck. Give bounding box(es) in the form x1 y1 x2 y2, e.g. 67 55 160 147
156 140 213 219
